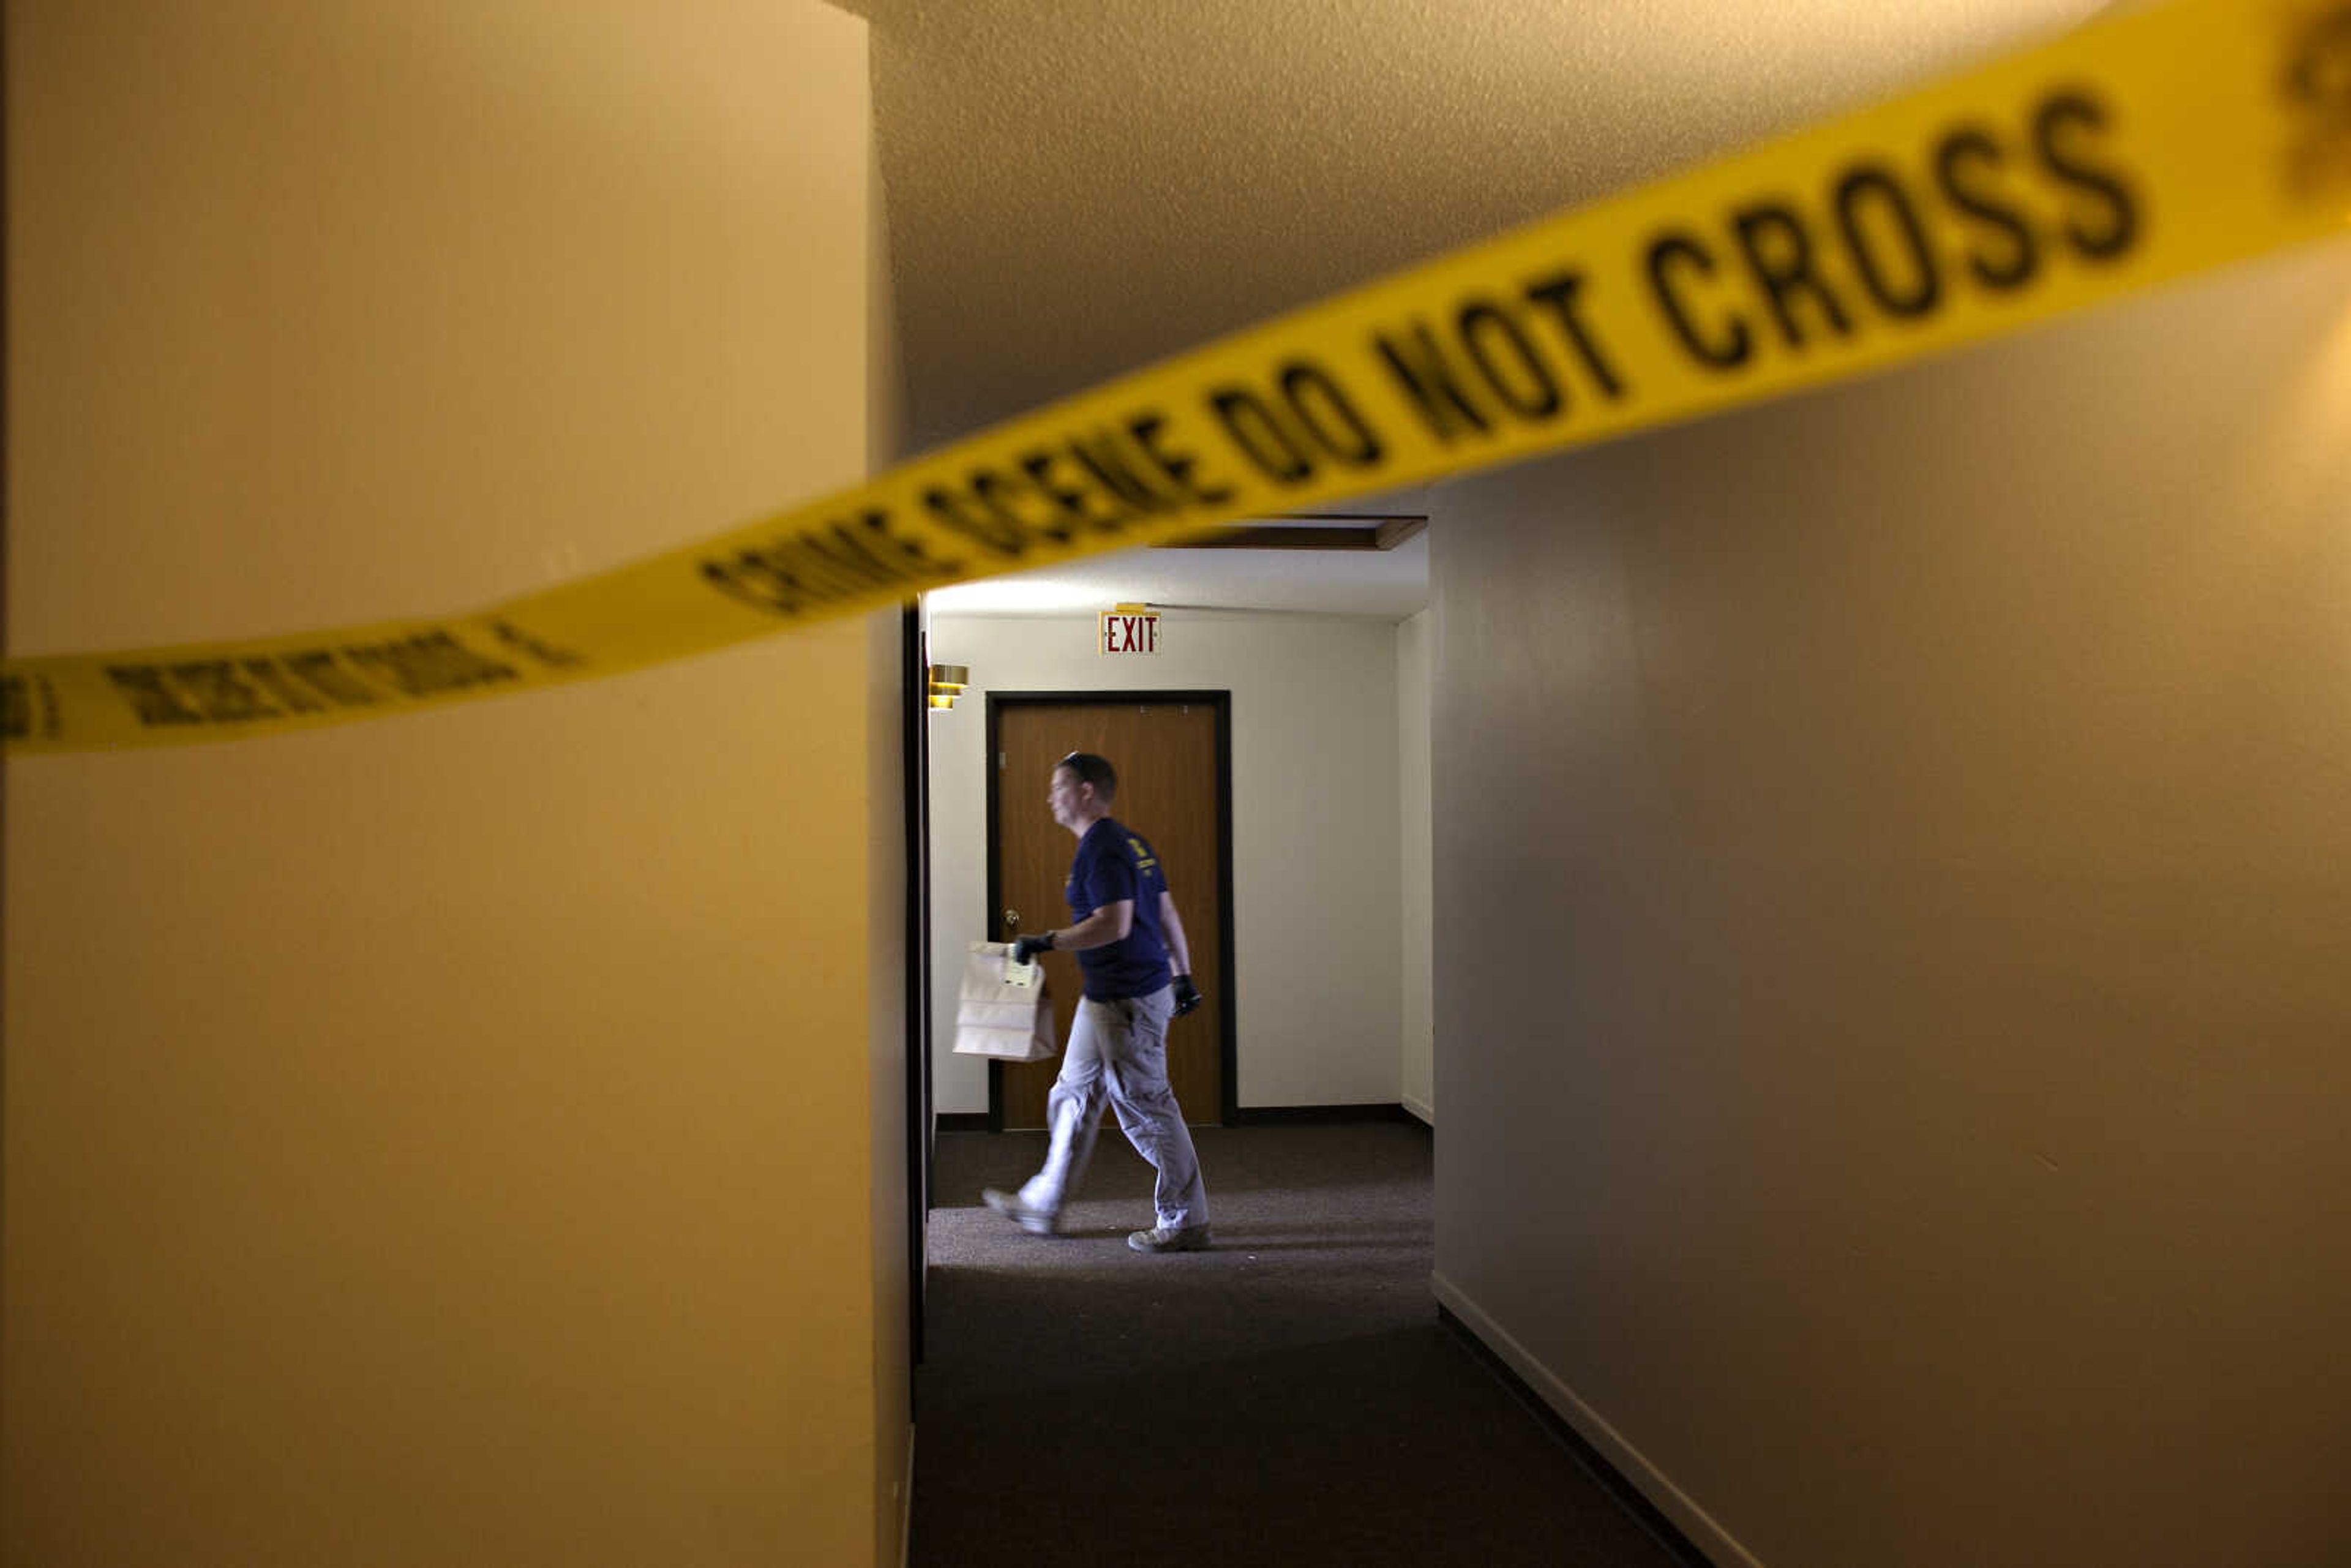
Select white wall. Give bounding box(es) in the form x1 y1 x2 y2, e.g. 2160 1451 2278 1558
1430 239 2351 1568
927 610 1404 1113
1398 610 1435 1123
5 4 907 1562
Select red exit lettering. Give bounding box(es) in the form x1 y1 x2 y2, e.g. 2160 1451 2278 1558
1099 609 1161 655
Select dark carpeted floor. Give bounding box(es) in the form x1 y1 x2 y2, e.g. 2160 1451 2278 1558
909 1122 1693 1568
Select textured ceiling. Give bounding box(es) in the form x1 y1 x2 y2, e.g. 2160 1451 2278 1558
838 0 2104 449
834 0 2107 612
924 491 1436 620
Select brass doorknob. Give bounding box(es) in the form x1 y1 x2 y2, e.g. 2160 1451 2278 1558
1004 909 1020 932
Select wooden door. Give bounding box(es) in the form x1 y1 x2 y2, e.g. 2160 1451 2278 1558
992 698 1226 1130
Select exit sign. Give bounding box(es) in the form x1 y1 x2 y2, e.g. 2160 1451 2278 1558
1100 603 1161 656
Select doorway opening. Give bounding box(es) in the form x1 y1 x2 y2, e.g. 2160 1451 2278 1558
983 692 1238 1130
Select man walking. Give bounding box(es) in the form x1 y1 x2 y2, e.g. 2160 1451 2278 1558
983 751 1212 1253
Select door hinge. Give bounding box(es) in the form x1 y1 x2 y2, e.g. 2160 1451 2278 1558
999 751 1007 770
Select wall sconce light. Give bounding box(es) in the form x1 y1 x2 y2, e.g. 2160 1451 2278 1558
926 664 969 711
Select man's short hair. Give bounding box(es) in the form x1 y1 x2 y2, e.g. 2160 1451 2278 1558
1057 751 1117 803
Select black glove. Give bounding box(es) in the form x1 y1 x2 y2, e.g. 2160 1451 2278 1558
1010 932 1054 964
1171 974 1203 1017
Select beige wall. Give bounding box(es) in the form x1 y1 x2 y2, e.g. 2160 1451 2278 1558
924 610 1405 1114
4 3 907 1564
864 610 912 1561
1430 239 2351 1567
863 108 917 1566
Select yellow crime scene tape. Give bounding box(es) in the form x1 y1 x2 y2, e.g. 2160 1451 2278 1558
6 0 2349 756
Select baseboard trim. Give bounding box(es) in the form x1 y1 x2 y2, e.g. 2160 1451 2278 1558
1228 1102 1419 1126
1401 1094 1434 1127
1432 1273 1760 1568
934 1112 991 1133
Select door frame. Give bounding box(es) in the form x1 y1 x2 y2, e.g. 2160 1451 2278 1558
983 691 1239 1129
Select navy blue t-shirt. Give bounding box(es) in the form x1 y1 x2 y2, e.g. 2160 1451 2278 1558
1066 817 1173 1000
